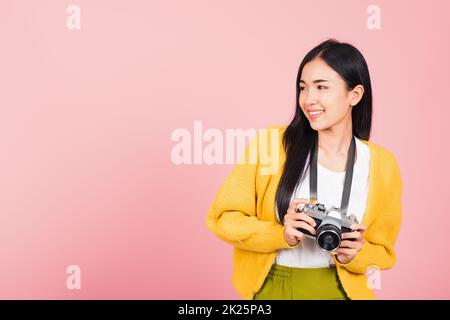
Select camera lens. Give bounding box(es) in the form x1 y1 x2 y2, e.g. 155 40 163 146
316 224 341 252
323 234 335 245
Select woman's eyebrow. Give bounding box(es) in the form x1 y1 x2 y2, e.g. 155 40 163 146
299 79 330 84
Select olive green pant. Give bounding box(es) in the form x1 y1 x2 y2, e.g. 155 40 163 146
253 264 349 300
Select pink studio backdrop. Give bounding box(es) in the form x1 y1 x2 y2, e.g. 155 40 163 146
0 0 449 299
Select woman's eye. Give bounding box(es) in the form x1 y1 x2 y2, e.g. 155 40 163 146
299 85 326 91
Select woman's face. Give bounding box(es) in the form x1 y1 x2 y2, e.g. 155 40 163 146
298 58 363 132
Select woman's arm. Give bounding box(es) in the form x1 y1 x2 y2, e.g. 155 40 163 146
333 150 403 274
205 129 296 253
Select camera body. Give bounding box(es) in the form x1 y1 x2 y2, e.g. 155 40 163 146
296 201 358 252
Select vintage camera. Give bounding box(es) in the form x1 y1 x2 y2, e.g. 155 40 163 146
296 201 358 252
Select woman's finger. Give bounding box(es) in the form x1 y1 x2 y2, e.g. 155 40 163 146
290 221 316 235
284 210 300 224
286 208 308 220
342 231 363 241
291 228 306 242
283 209 298 223
335 247 357 257
351 223 367 232
286 208 298 217
289 198 309 210
285 210 317 228
339 240 362 251
286 226 305 241
296 212 317 227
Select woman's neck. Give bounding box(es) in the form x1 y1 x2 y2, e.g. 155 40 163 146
318 119 353 157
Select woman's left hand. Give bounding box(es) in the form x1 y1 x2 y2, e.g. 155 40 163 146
335 223 367 264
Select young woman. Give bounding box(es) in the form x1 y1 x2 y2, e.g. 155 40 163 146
206 39 402 300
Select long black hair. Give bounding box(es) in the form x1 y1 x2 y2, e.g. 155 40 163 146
276 38 373 224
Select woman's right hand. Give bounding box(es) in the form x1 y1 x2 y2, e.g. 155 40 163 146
283 198 317 246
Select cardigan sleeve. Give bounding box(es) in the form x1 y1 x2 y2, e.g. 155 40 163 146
205 129 296 253
333 149 403 274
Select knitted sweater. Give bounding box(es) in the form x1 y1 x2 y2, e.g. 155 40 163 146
205 125 402 300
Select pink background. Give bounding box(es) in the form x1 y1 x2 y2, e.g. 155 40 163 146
0 0 449 299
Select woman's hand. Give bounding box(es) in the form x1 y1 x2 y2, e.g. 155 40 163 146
335 223 367 264
283 198 317 246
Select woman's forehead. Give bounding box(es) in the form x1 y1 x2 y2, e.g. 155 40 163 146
301 60 340 83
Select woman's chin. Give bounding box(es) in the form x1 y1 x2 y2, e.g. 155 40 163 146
309 121 328 131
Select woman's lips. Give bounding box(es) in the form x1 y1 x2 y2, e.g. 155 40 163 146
307 110 324 120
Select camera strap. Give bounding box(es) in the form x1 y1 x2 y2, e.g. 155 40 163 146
309 135 356 216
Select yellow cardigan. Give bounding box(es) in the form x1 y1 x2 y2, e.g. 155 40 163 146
206 125 403 300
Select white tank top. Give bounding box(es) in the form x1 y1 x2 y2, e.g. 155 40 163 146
275 137 370 268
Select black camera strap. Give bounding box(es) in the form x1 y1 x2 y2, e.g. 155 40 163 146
309 135 356 216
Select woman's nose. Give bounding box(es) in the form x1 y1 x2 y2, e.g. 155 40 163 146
305 90 318 105
306 96 318 106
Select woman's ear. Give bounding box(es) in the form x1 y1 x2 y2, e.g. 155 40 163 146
350 84 364 106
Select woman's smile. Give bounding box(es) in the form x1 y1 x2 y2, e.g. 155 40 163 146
307 109 325 120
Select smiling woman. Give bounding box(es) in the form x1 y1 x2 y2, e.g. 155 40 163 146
206 38 402 300
298 59 364 138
